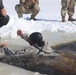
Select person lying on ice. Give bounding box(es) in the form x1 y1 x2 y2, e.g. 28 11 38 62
0 30 53 56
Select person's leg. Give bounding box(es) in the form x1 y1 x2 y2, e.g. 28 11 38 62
15 4 23 18
61 0 69 22
30 4 40 20
68 0 76 21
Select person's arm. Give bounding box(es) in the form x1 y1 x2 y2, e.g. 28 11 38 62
21 34 29 41
17 30 34 45
17 30 29 42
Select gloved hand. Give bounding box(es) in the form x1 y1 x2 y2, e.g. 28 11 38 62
0 44 6 47
17 30 23 36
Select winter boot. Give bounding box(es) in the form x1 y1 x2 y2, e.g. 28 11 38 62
62 16 66 22
30 17 37 20
68 16 76 21
18 12 23 18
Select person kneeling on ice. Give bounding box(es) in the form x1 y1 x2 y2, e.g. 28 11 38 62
0 0 9 27
15 0 40 20
17 30 53 55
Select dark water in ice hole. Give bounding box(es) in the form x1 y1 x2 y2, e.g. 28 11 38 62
1 41 76 75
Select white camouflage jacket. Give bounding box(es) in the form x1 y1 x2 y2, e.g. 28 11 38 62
21 34 53 55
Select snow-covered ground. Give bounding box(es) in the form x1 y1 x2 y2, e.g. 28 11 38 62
0 0 76 75
1 0 76 38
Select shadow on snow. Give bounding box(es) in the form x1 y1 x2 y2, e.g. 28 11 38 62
24 17 60 22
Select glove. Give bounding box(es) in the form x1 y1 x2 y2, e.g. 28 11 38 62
0 43 7 47
17 30 23 36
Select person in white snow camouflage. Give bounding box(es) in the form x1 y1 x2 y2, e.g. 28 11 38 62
17 30 53 55
0 30 53 56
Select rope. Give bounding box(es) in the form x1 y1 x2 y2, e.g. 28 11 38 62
70 21 76 25
34 45 51 55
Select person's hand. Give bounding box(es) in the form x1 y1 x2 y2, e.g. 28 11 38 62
0 43 6 47
17 30 23 36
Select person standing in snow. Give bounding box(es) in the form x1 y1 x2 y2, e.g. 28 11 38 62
61 0 76 22
0 0 9 27
15 0 40 20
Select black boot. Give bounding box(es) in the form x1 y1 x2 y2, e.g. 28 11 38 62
62 16 66 22
68 16 76 21
30 17 37 20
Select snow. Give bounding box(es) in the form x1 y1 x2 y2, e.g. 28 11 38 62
1 0 76 38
